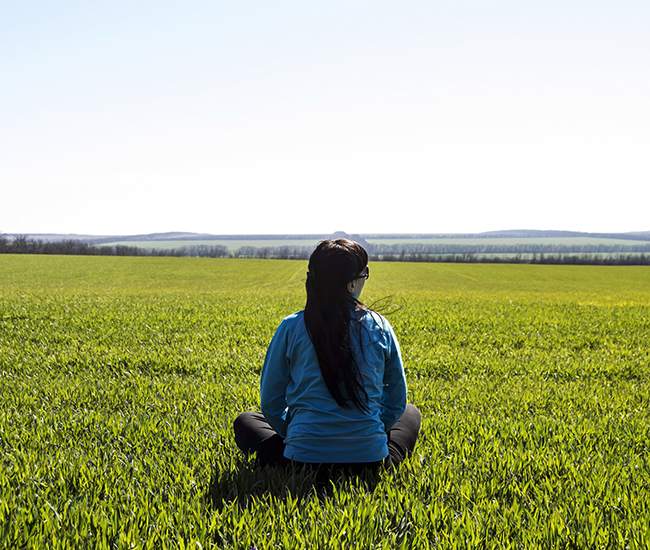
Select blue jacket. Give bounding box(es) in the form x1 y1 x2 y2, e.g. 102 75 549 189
260 309 407 463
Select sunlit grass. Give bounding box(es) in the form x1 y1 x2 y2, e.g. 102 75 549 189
1 255 649 548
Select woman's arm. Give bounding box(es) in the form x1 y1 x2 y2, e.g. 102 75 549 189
260 320 292 437
380 322 408 432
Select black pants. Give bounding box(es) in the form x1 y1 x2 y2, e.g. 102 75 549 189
233 404 421 474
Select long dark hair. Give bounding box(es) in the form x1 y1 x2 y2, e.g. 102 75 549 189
303 239 370 411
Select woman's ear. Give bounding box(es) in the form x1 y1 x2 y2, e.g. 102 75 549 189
347 281 355 294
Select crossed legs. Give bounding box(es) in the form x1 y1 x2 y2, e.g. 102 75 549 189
233 404 421 470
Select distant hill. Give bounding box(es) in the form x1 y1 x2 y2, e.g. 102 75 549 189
2 232 333 244
4 230 650 265
5 229 650 244
361 230 650 241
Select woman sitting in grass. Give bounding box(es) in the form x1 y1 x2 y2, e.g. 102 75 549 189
234 238 420 477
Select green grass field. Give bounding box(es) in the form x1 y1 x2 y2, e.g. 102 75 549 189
1 255 649 548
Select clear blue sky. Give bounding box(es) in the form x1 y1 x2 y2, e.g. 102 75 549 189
1 1 649 236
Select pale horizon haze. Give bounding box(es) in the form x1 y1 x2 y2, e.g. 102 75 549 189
1 1 649 237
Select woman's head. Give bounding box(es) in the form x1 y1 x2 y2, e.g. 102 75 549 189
306 239 369 302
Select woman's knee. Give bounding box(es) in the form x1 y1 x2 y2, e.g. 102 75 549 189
386 403 421 466
403 403 421 430
233 411 255 432
233 411 265 453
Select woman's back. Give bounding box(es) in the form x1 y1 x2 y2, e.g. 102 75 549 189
260 309 407 463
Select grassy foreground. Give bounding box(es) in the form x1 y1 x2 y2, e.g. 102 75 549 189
1 255 649 549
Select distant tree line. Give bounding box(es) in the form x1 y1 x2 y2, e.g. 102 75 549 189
2 235 650 265
0 235 229 258
371 252 650 266
230 246 312 260
370 242 650 256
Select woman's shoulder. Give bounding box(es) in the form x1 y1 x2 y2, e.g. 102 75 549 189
358 308 394 334
282 310 304 323
277 311 305 331
358 308 386 324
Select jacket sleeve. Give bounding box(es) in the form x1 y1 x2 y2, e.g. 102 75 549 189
260 320 292 437
380 320 408 432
